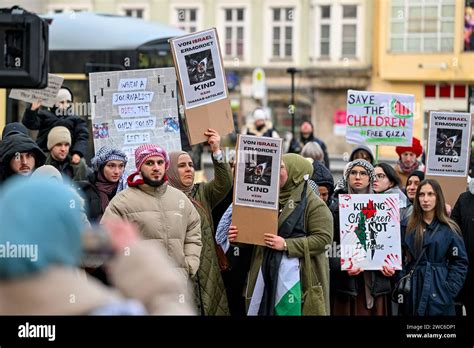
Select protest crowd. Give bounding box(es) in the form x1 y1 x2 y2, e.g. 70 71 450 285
0 81 473 318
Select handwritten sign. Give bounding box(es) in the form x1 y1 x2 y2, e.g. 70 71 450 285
346 90 414 146
9 74 64 107
89 68 181 174
339 194 402 271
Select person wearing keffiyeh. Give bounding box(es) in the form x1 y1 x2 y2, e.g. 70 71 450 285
101 144 202 283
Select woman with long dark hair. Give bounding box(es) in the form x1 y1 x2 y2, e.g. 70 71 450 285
400 179 468 315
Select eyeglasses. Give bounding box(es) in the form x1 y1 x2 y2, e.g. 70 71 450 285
376 173 386 180
349 170 368 177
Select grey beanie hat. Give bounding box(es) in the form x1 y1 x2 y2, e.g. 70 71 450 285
343 159 376 190
91 146 128 172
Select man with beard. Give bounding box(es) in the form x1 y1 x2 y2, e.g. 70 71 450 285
101 144 202 281
0 131 45 184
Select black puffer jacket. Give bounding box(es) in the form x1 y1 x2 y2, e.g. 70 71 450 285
22 106 89 157
0 133 46 183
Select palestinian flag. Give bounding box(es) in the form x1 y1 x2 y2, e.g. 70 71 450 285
248 255 302 316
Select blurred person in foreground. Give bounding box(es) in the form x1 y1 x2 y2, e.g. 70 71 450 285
0 176 195 315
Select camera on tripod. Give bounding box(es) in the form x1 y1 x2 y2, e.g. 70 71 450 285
0 6 49 88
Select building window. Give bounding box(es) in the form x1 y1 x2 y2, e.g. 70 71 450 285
390 0 455 53
314 2 361 61
342 5 357 57
176 8 198 32
49 6 90 14
319 5 331 58
271 7 294 59
223 8 245 59
124 9 144 18
424 84 467 99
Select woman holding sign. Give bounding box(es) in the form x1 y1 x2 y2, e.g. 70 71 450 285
400 179 468 316
331 159 395 316
229 154 333 315
168 129 232 316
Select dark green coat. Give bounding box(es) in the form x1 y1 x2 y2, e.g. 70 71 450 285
192 157 232 315
245 183 334 315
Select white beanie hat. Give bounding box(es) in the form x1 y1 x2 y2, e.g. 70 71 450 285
253 108 266 121
56 88 72 103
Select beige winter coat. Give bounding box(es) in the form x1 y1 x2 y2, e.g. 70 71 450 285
101 183 202 280
0 242 196 315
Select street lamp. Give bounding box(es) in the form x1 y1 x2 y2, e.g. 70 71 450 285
286 67 300 138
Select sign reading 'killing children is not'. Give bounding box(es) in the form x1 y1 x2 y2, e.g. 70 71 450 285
338 194 402 271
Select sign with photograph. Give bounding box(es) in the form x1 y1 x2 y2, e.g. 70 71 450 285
338 194 402 271
234 135 282 210
346 90 415 146
89 68 182 174
9 74 64 107
426 111 472 177
169 28 227 109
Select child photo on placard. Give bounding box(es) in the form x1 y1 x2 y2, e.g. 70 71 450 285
185 50 216 85
244 154 272 187
163 117 179 133
435 128 463 157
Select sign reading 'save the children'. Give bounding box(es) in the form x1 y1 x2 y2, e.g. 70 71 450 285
346 90 415 146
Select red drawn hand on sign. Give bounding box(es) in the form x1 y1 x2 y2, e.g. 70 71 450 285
362 200 377 219
383 253 402 269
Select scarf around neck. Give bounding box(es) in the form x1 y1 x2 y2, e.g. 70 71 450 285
95 170 118 213
397 159 422 174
